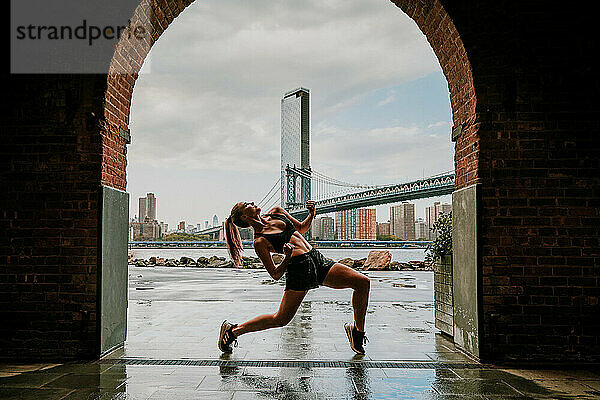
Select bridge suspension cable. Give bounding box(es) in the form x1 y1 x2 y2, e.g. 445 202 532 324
287 166 393 202
257 177 281 208
287 167 382 189
315 170 388 189
429 169 454 178
264 192 281 212
261 185 280 210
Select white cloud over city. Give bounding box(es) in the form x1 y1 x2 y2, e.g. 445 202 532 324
128 0 453 227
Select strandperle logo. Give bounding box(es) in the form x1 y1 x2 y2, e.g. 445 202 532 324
15 19 148 46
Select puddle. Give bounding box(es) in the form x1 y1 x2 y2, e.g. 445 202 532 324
404 327 430 334
391 303 418 312
392 283 417 288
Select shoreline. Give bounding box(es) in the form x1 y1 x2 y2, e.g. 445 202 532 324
129 253 432 272
128 244 429 250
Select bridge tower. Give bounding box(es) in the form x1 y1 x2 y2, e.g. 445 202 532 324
281 88 311 209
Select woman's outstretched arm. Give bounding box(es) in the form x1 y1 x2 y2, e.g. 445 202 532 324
269 201 316 234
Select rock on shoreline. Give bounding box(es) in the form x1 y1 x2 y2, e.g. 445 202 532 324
130 250 431 271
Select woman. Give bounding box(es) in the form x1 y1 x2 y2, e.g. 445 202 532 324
220 200 370 355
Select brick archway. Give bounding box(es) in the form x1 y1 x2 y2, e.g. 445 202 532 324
102 0 483 359
102 0 478 192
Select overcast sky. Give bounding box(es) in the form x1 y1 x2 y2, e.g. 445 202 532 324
128 0 454 229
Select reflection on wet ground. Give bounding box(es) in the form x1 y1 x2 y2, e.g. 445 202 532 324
3 360 600 399
2 267 599 399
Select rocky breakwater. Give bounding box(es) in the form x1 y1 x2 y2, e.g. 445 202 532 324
130 255 264 269
336 250 431 271
130 250 430 271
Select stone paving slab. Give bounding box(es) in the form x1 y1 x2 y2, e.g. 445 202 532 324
2 362 600 399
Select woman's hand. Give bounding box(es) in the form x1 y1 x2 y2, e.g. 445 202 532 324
306 200 316 216
283 243 294 258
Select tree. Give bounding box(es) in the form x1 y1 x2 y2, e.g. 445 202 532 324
159 232 212 241
377 234 402 241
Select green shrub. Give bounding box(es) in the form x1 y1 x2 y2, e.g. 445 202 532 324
425 211 452 264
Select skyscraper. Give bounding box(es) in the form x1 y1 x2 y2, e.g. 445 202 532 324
138 193 156 222
281 87 310 209
415 218 428 240
160 222 168 236
138 197 147 222
390 202 415 240
334 208 376 240
146 193 156 221
130 220 161 240
212 214 219 227
131 194 160 240
426 202 452 239
312 216 335 240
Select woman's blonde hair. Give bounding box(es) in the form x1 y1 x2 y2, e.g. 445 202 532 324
225 202 250 266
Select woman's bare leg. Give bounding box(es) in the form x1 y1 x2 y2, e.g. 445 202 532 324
322 263 370 332
232 290 306 336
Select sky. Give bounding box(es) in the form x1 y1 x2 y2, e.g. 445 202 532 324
128 0 454 229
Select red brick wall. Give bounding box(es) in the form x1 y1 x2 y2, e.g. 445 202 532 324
441 2 599 363
397 1 599 363
1 75 106 359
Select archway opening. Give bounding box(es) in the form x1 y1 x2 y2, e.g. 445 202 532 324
102 0 478 362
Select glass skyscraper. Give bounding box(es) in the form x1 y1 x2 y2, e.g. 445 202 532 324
281 88 310 208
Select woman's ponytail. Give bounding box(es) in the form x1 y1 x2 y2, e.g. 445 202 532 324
225 216 243 266
225 202 251 267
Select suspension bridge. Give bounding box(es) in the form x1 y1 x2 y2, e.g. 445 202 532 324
182 168 454 241
257 166 455 219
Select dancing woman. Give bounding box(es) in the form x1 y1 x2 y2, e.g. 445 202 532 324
219 200 370 354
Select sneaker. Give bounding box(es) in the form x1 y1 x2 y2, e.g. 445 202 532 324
218 320 238 353
344 323 368 355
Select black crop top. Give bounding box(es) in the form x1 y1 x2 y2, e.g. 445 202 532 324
254 213 296 253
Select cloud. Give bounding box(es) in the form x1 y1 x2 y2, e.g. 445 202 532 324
427 121 450 129
130 0 439 169
311 122 454 187
377 93 396 107
127 0 450 226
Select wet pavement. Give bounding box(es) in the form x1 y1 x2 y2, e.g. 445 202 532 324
125 267 436 361
2 266 600 399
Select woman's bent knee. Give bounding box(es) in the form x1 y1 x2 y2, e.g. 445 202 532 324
272 314 292 327
356 275 370 292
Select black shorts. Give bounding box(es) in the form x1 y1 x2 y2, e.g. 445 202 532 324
285 248 336 291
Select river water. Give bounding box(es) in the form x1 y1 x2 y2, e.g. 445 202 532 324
129 247 426 263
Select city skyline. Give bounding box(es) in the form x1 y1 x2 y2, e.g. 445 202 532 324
133 191 449 238
129 189 449 230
